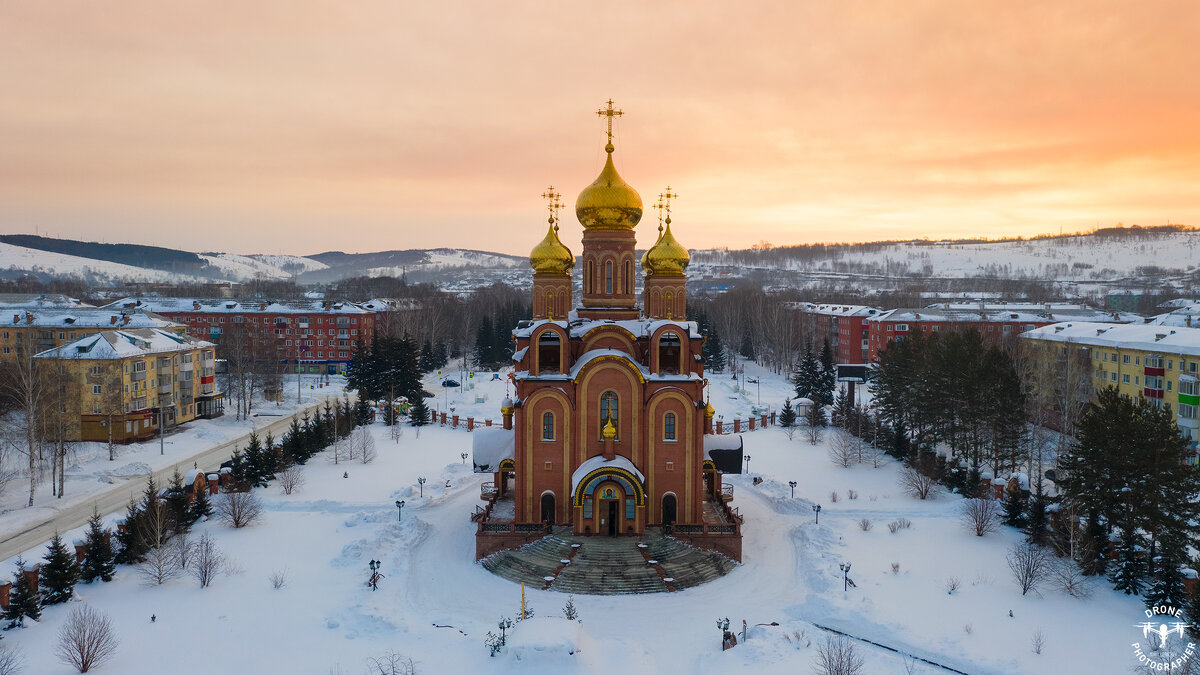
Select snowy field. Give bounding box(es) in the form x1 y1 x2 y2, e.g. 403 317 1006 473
0 366 1150 674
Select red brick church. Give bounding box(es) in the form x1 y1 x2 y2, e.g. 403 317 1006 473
474 102 743 561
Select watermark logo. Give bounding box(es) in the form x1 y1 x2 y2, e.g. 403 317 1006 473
1133 605 1196 670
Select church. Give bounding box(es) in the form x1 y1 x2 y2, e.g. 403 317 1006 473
473 102 743 561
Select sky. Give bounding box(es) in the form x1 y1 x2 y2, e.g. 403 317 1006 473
1 1 1198 257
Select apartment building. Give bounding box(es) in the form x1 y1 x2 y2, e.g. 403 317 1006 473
0 307 180 363
33 328 221 443
790 303 881 364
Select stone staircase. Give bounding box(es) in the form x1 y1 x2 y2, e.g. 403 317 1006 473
480 529 737 595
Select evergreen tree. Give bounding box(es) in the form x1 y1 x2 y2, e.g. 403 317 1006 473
818 339 837 406
1026 494 1049 545
474 316 495 368
227 445 250 489
1002 487 1027 528
409 394 430 427
190 483 213 522
805 401 826 428
281 417 306 465
344 336 375 399
433 340 449 369
779 398 797 429
166 467 191 535
383 404 399 426
5 557 40 628
830 389 852 428
39 532 79 605
1145 532 1190 611
739 327 754 360
419 338 436 373
80 508 114 583
242 432 269 488
354 397 374 427
114 498 146 564
792 347 820 402
1110 527 1146 595
1080 516 1108 576
703 329 726 373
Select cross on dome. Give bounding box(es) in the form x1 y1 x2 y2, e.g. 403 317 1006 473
596 99 624 147
541 186 563 231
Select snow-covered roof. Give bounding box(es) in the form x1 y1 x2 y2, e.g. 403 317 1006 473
0 293 88 309
472 427 515 473
3 307 176 330
1147 303 1200 328
703 435 743 473
102 297 371 315
871 305 1137 324
1020 322 1200 356
570 454 645 493
33 328 214 360
513 317 701 340
789 302 880 317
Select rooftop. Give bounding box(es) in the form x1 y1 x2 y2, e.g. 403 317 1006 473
102 297 371 315
34 327 215 360
1020 322 1200 356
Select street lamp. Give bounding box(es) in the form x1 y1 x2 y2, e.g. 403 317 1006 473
715 617 730 633
418 476 426 497
788 481 797 498
812 503 821 524
395 500 405 521
461 452 468 464
840 562 852 592
744 454 751 473
368 559 381 591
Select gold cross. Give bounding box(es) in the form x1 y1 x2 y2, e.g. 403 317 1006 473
541 186 563 230
660 186 678 225
596 99 624 144
652 195 666 227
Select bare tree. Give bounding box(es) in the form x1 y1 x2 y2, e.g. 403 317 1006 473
354 427 376 465
959 498 999 537
278 463 305 495
216 491 262 529
366 651 417 675
270 567 289 589
190 531 225 588
0 347 54 506
899 465 936 500
137 502 182 585
56 605 119 673
1051 506 1093 598
814 635 863 675
828 432 856 468
1007 542 1050 596
0 643 22 675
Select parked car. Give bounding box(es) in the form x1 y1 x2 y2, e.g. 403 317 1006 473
442 379 460 387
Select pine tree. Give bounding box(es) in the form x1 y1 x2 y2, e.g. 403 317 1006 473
1109 527 1146 595
1002 488 1027 528
166 467 191 535
354 397 374 426
242 432 269 488
419 338 436 373
1145 532 1189 611
474 316 494 368
227 445 249 490
739 327 754 360
830 389 852 428
792 347 820 402
563 595 579 621
818 339 837 406
114 498 146 564
1026 494 1049 545
39 532 79 605
779 398 796 428
190 483 213 522
805 401 826 428
5 557 40 627
703 329 726 373
80 508 115 583
409 394 430 427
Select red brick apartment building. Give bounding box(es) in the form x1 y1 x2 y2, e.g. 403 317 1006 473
790 303 881 364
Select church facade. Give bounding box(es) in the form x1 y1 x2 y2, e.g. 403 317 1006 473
474 103 742 561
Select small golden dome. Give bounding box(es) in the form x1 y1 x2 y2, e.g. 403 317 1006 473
704 401 715 418
641 224 664 274
529 222 574 275
602 416 617 441
575 144 643 230
644 221 689 275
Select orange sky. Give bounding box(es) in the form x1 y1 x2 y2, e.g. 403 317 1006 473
1 1 1198 257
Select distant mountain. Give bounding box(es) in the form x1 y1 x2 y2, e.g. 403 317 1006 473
0 234 208 273
297 248 525 283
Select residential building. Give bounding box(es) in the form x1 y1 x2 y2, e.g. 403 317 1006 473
33 328 222 443
789 303 880 364
0 307 180 363
101 298 376 374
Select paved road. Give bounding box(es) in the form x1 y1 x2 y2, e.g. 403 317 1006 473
0 394 347 561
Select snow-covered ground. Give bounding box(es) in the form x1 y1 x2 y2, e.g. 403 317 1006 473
0 366 1149 674
0 242 191 284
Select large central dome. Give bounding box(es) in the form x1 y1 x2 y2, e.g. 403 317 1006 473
575 142 643 230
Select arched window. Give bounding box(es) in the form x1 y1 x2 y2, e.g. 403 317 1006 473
544 290 555 318
664 412 676 441
585 261 593 293
538 331 561 374
605 261 613 294
664 291 674 319
624 260 632 294
542 412 554 440
658 332 681 375
600 391 618 439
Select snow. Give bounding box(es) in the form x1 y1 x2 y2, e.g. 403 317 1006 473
570 455 645 494
0 242 194 283
0 364 1153 674
472 427 515 473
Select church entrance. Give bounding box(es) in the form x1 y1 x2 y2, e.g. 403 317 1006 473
605 500 618 536
541 493 556 525
662 494 677 527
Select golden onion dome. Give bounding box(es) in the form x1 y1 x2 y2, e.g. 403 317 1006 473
529 222 574 275
704 400 716 418
602 416 617 441
644 220 690 275
575 143 642 230
641 224 664 274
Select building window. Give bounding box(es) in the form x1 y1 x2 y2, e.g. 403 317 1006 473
600 391 618 438
894 324 908 332
92 385 102 395
1123 374 1131 384
624 260 632 294
664 412 676 441
1181 403 1198 420
1110 372 1117 382
542 412 554 440
658 332 681 375
605 260 613 294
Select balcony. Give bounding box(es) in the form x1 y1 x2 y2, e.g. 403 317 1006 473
130 397 148 411
201 386 216 395
180 362 193 372
131 370 147 382
158 382 172 394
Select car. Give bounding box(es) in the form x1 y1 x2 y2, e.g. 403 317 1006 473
441 379 460 387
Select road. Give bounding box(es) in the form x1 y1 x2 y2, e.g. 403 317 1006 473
0 395 345 562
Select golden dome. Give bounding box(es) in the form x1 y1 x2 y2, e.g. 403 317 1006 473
644 221 689 275
529 222 574 275
602 416 617 441
575 143 642 230
640 224 664 274
704 400 716 418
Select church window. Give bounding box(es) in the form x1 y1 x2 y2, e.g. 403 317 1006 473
542 412 554 440
624 260 632 294
585 261 592 293
600 391 618 438
664 412 676 441
605 261 613 294
538 331 561 374
658 332 681 375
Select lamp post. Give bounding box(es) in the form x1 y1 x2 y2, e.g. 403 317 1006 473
368 559 381 591
418 476 426 497
788 480 797 498
499 617 513 644
395 500 405 522
840 562 852 592
715 617 730 633
461 452 468 464
744 454 751 474
812 503 821 524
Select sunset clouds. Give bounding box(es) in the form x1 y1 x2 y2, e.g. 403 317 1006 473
1 1 1197 255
